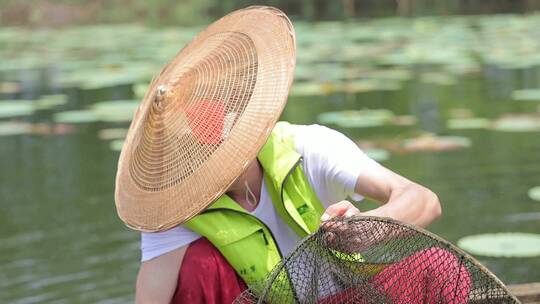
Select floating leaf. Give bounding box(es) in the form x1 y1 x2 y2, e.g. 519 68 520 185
110 139 125 151
512 89 540 101
35 94 68 110
90 100 139 122
0 121 74 136
457 233 540 258
490 115 540 132
133 83 149 99
391 115 417 126
363 69 412 81
318 109 395 128
420 72 457 86
0 82 21 94
448 108 474 119
447 118 490 130
528 186 540 202
98 128 129 140
0 101 35 118
54 110 100 123
290 82 340 96
342 79 402 93
363 148 390 162
0 121 32 136
402 134 471 152
29 123 76 135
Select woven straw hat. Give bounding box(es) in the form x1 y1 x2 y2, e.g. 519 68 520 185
114 6 296 232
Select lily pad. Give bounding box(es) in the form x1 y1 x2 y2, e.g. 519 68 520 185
110 139 125 152
402 134 471 152
0 82 21 94
490 116 540 132
0 101 35 118
0 121 32 136
391 115 417 126
90 100 139 122
363 69 412 81
342 79 402 93
318 109 395 128
528 186 540 202
35 94 68 110
447 118 490 130
363 148 390 162
512 89 540 101
448 108 474 119
98 128 129 140
420 72 457 86
133 83 149 99
290 82 340 96
457 233 540 258
54 110 100 123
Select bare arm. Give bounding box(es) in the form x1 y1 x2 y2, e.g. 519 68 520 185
322 163 441 228
135 246 187 304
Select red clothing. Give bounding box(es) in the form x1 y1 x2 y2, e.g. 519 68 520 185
172 240 471 304
319 247 471 304
171 238 247 304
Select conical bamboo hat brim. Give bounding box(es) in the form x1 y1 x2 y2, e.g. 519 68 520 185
114 6 296 232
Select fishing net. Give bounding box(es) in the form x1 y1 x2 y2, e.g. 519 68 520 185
234 216 520 304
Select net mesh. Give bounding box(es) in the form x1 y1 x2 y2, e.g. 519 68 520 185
235 216 520 304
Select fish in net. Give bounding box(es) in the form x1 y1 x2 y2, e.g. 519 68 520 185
234 216 520 304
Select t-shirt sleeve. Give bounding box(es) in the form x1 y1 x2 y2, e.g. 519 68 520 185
140 226 201 262
292 124 381 207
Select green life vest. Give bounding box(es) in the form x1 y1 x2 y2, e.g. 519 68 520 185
185 122 325 286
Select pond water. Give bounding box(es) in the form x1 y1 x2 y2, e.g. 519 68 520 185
1 15 540 302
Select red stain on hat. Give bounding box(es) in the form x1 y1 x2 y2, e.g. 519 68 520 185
186 100 226 145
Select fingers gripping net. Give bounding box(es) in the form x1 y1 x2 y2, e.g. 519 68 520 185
235 216 520 304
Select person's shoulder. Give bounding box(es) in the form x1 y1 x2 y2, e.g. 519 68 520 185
278 122 340 139
286 123 348 147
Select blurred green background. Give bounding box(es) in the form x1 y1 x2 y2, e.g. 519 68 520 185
1 0 540 303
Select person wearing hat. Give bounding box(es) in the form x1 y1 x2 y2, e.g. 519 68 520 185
114 6 444 304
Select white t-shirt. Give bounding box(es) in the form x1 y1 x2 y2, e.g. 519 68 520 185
140 124 380 261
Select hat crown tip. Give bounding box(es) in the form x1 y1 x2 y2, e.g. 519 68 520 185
154 84 169 111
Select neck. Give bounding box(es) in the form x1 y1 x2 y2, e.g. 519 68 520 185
226 160 263 212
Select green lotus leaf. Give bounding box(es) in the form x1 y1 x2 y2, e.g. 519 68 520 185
54 110 100 123
447 118 490 130
110 139 125 152
80 73 140 90
290 82 340 96
420 72 457 86
363 69 412 81
490 116 540 132
342 79 402 93
0 101 35 118
0 121 33 136
457 233 540 258
448 108 474 119
133 83 149 99
528 186 540 202
402 134 472 152
90 100 139 122
512 89 540 101
318 109 395 128
98 128 129 140
0 82 21 94
392 115 417 126
35 94 68 110
363 148 390 162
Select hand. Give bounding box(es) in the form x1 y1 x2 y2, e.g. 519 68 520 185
321 200 361 221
